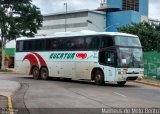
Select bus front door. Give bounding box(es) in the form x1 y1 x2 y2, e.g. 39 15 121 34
99 49 116 81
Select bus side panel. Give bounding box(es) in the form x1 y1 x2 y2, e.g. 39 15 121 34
51 62 66 77
75 61 90 80
48 62 59 77
74 51 99 80
15 53 30 75
15 51 99 80
63 61 75 78
103 66 116 81
49 61 75 78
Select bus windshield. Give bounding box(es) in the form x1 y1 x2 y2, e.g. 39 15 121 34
118 48 143 68
115 36 141 47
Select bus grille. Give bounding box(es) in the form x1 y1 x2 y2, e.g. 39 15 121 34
126 76 138 81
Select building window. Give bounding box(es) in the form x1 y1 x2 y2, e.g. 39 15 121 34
122 0 139 11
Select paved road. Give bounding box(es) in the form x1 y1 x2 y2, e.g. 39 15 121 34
0 96 7 114
0 96 7 108
0 74 160 114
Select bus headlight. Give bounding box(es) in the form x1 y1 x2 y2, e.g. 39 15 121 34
118 71 126 75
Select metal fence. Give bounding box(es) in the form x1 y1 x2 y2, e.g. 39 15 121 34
144 51 160 79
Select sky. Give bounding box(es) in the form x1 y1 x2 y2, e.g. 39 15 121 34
32 0 160 20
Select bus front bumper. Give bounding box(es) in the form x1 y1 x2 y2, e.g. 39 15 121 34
117 74 144 81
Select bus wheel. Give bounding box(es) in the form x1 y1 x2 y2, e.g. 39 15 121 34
40 67 49 80
117 81 126 86
32 67 40 80
94 70 105 85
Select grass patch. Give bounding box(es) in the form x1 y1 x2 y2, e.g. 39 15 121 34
0 69 13 72
144 76 160 82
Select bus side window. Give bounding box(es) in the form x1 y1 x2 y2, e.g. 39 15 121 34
106 51 115 65
19 41 23 52
23 41 33 51
65 38 75 50
16 41 23 52
64 37 84 50
34 40 45 51
16 41 20 52
99 51 116 66
46 39 59 50
85 37 98 50
74 37 84 49
51 39 59 50
99 36 113 49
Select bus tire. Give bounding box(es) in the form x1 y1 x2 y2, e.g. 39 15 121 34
94 70 105 85
32 67 40 80
117 81 126 86
40 67 49 80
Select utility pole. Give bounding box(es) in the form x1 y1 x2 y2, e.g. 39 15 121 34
64 2 67 32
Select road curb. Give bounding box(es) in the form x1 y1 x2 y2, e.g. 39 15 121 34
134 80 160 87
0 72 16 74
8 96 14 114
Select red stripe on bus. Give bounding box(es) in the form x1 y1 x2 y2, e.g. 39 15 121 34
23 54 39 68
32 53 47 67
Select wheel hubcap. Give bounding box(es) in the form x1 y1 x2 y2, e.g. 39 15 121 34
95 74 101 84
42 70 47 78
41 69 48 80
34 70 38 76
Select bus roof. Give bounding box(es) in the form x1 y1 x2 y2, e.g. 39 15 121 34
16 30 138 41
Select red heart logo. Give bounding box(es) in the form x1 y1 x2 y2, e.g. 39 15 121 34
76 53 87 59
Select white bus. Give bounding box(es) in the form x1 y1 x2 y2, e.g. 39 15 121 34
15 30 144 85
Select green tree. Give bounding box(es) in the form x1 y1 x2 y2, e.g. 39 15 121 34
0 0 43 69
118 22 160 52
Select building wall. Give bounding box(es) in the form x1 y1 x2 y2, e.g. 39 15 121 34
106 11 141 32
107 0 148 16
38 12 89 35
149 19 160 25
107 0 122 9
88 11 106 32
139 0 149 16
37 11 106 35
106 0 148 32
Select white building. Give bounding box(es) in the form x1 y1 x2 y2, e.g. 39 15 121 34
148 18 160 25
38 10 106 35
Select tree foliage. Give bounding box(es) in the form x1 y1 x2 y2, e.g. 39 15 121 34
118 22 160 52
0 0 43 69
